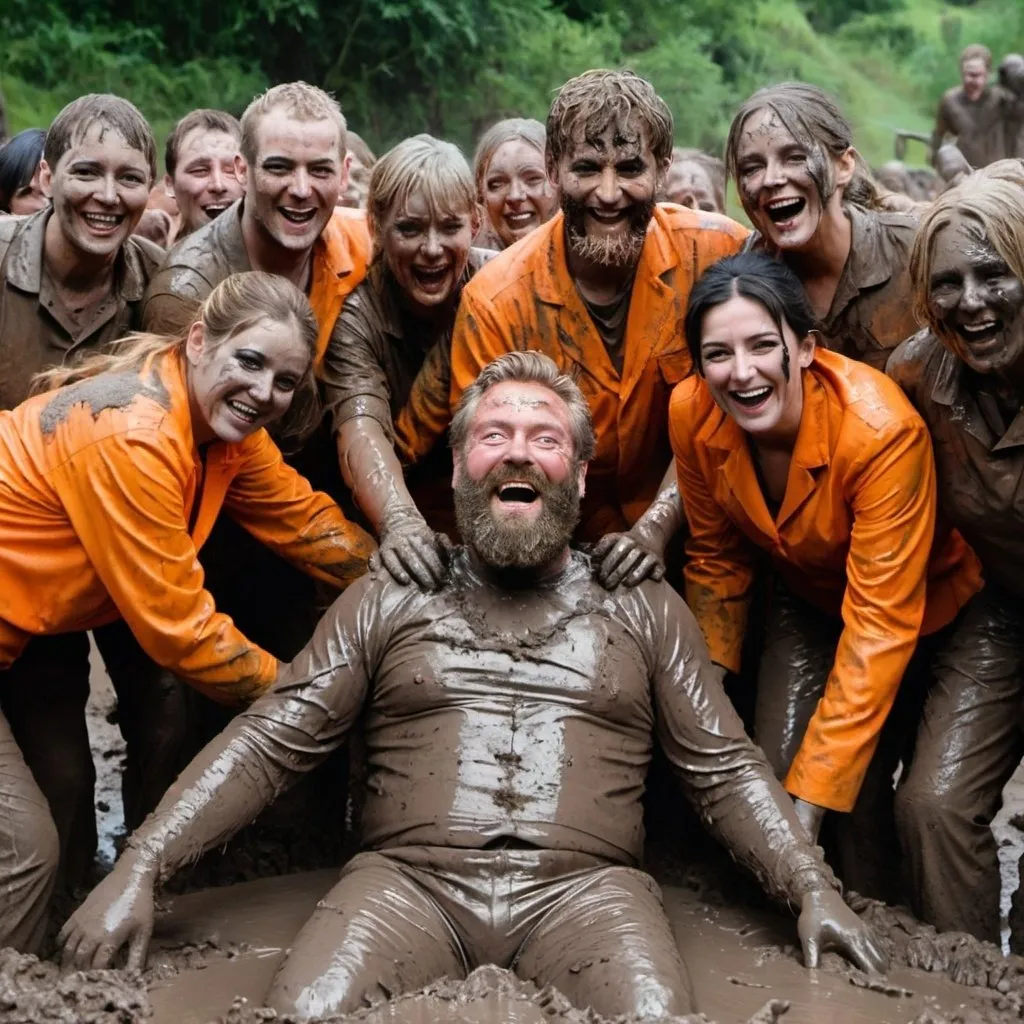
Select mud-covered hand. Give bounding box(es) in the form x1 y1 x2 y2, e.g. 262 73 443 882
593 530 666 589
378 508 451 590
798 889 890 974
792 797 826 844
58 863 157 971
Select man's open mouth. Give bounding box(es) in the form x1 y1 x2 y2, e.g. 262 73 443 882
765 196 806 223
202 203 231 219
281 207 317 225
956 319 1002 345
730 385 773 408
497 482 539 504
587 207 628 225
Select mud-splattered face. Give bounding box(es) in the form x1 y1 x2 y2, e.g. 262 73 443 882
453 380 585 570
40 122 151 260
482 139 558 248
239 108 347 252
699 294 814 441
961 58 989 102
734 108 841 253
664 160 720 213
185 316 311 444
552 118 665 269
9 164 46 216
927 216 1024 378
382 189 476 314
168 127 243 235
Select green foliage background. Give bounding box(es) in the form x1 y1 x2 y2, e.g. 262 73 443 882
2 0 1023 170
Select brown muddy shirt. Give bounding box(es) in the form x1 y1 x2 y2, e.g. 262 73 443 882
0 209 163 409
129 549 838 905
748 204 919 371
889 330 1024 599
934 85 1014 169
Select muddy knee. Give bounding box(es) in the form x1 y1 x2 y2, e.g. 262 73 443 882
265 962 384 1021
0 807 60 952
895 776 981 837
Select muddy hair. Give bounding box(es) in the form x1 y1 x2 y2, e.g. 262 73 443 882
449 351 596 462
546 70 673 167
473 118 547 199
725 82 889 212
0 128 45 212
910 163 1024 345
240 82 346 166
33 272 322 443
44 95 156 182
367 134 477 256
684 251 817 375
961 43 992 69
165 109 241 177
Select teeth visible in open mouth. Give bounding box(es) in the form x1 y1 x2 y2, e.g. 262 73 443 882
589 208 626 223
765 197 805 223
732 386 772 406
83 212 121 228
281 207 316 224
498 482 538 503
960 320 998 336
203 204 230 217
227 400 259 421
506 212 534 226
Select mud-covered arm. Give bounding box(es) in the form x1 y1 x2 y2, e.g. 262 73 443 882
648 582 840 906
50 432 276 703
222 431 375 589
785 421 936 813
141 268 210 336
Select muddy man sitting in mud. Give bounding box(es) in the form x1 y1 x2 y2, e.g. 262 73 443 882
61 351 886 1020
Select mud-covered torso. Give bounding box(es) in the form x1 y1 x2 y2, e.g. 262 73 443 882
356 550 660 864
939 86 1013 169
890 331 1024 598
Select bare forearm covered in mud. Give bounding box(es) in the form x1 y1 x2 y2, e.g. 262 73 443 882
337 417 448 589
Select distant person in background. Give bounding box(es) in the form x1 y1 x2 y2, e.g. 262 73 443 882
163 108 243 237
931 44 1012 169
339 130 376 209
473 118 558 250
0 128 47 215
998 52 1024 158
662 147 725 214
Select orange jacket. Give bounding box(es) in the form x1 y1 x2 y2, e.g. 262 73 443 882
0 349 374 703
670 349 981 812
396 205 748 539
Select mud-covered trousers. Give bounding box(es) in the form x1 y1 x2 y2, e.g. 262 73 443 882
756 582 1024 943
265 843 693 1021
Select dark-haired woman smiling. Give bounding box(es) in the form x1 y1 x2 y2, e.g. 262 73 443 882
669 251 979 898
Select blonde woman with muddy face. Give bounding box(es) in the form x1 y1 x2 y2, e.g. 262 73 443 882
887 164 1024 944
0 271 374 953
670 251 980 902
727 83 919 371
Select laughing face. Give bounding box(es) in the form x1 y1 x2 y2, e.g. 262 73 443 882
185 316 312 444
381 189 477 314
664 159 720 213
40 122 152 260
168 127 243 234
482 138 558 248
734 107 851 253
926 215 1024 378
453 380 586 572
699 293 815 441
240 107 347 252
552 118 666 269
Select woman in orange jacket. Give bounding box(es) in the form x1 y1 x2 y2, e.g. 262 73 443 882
0 270 374 953
669 251 980 902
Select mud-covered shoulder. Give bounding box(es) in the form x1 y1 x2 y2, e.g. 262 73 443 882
0 213 26 256
885 327 943 402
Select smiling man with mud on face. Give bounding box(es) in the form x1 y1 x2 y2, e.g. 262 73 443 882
62 351 886 1020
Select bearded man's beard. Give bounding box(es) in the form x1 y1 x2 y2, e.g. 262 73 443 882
562 193 654 268
454 458 581 571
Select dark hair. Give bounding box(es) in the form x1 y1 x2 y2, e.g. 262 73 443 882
0 128 46 212
684 251 817 374
165 109 241 176
45 95 157 181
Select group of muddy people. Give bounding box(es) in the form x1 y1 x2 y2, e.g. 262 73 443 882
0 37 1023 1022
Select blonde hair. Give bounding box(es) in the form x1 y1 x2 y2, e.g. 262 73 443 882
240 82 346 166
34 272 322 442
910 163 1024 345
367 134 477 253
473 118 546 200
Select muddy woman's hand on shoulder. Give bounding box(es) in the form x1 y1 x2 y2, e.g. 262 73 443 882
377 508 452 590
798 889 890 975
59 859 157 971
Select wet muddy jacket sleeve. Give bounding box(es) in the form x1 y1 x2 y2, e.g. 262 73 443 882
125 577 376 881
785 421 937 812
648 583 839 905
48 431 276 703
223 433 375 588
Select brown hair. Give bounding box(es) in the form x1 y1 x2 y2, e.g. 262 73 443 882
961 43 992 69
35 272 321 442
240 82 346 166
449 351 596 462
910 162 1024 347
725 82 888 211
473 118 546 199
165 109 241 176
367 134 476 254
546 70 673 167
44 94 156 181
668 146 727 211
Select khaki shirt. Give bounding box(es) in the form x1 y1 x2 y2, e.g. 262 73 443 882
0 210 163 410
889 329 1024 599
